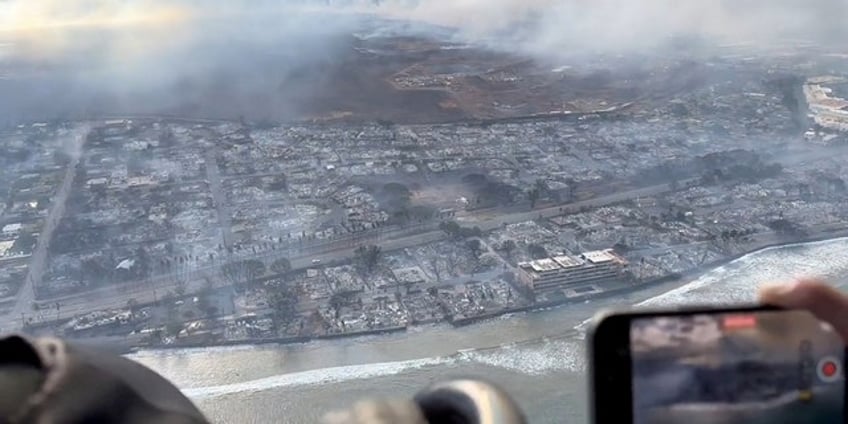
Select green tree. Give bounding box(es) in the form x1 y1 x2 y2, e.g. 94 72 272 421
466 239 483 258
162 290 176 307
221 261 244 286
439 221 461 239
268 284 298 325
329 292 345 313
165 319 183 337
501 240 517 258
126 298 139 320
196 278 214 314
202 277 215 293
354 245 382 275
221 259 266 287
527 243 548 260
174 279 187 297
534 178 548 196
244 260 266 283
427 256 443 282
134 246 151 279
458 226 482 239
382 182 412 211
564 177 577 200
270 257 292 275
329 290 359 320
527 188 540 209
147 328 164 345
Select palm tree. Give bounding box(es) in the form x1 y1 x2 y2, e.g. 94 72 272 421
564 177 577 200
126 298 139 320
527 188 540 209
534 178 548 195
501 240 517 259
271 258 292 275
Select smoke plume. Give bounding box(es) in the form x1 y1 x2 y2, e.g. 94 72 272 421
0 0 845 123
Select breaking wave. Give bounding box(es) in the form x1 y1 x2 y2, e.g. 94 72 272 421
133 344 266 357
184 356 456 399
183 332 585 400
461 332 584 375
570 237 848 332
640 236 848 307
180 238 848 400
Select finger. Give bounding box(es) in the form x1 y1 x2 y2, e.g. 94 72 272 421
759 279 848 343
322 400 426 424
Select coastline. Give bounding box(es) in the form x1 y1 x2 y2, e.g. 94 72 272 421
116 227 848 356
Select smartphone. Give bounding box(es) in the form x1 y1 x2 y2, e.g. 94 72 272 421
589 306 846 424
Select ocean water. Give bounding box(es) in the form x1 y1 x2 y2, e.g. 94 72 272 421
130 238 848 423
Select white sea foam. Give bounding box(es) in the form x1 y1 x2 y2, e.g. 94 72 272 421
640 237 848 307
183 335 586 400
183 356 455 400
179 239 848 399
131 344 263 359
465 338 584 375
573 238 848 342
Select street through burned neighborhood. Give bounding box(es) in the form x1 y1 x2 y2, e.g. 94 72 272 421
0 31 847 349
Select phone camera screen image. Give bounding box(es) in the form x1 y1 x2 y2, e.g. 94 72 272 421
630 310 845 424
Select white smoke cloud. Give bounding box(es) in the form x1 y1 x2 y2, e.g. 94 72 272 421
0 0 844 123
367 0 846 54
3 0 844 57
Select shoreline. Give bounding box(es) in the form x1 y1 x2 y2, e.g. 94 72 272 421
117 228 848 356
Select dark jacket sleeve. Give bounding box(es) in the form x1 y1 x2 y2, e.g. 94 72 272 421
0 334 208 424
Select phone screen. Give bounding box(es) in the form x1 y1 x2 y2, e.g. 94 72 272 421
630 310 845 424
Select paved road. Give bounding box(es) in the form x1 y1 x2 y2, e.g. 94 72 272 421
5 142 848 329
773 144 848 167
0 179 682 329
8 130 85 329
204 149 233 249
1 230 448 326
30 219 848 329
37 138 832 318
462 180 684 231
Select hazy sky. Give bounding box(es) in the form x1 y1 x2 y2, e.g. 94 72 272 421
2 0 845 53
0 0 844 123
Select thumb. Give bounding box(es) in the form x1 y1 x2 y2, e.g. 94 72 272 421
759 279 848 343
322 399 427 424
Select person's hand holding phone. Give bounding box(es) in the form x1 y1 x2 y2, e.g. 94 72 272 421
760 279 848 343
591 279 848 424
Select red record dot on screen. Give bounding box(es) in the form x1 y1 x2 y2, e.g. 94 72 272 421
823 361 837 377
817 356 842 383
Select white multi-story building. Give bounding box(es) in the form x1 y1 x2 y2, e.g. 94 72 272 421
517 249 628 293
